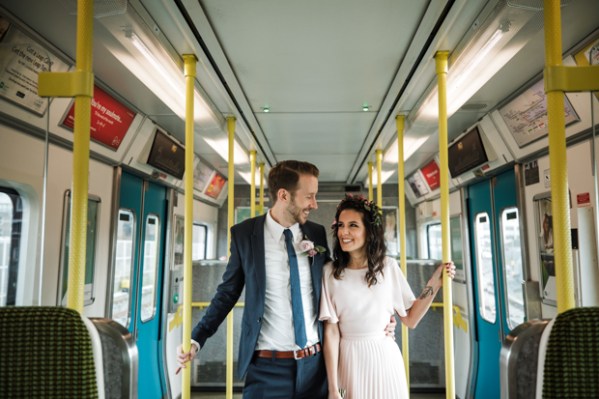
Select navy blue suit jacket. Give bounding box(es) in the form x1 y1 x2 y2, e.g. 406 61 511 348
191 214 330 378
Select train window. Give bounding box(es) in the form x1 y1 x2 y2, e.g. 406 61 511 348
59 191 99 306
140 214 160 322
192 223 207 261
474 212 496 323
427 223 442 260
0 188 22 307
112 210 136 327
500 208 525 329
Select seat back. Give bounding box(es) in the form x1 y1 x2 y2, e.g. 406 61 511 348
500 319 549 399
540 306 599 398
90 318 138 398
0 306 99 398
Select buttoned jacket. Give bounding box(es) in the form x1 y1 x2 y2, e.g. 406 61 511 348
191 214 330 377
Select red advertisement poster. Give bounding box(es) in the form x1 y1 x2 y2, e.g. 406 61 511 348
204 172 227 199
61 85 136 151
420 159 440 190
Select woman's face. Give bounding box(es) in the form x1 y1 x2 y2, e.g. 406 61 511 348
337 209 367 256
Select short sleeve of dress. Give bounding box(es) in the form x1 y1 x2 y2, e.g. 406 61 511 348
387 257 416 317
319 262 339 323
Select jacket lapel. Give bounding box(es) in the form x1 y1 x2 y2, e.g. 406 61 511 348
301 223 323 309
251 215 267 296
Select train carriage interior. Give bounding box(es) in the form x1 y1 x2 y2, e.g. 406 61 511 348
1 0 598 398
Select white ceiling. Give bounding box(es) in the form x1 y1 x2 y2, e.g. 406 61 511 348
2 0 598 186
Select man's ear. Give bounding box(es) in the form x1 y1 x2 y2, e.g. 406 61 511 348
277 188 288 202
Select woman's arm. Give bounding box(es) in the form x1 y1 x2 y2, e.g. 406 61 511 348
323 321 344 399
399 262 455 329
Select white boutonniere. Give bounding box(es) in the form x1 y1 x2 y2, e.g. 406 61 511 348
299 239 326 257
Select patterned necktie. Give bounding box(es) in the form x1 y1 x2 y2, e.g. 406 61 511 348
283 229 307 348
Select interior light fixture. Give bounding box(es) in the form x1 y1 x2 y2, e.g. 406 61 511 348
413 3 542 124
362 102 369 112
204 137 250 165
239 170 268 186
364 170 394 187
116 30 211 122
384 135 429 164
262 105 270 113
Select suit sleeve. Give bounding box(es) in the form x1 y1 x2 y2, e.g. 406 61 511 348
191 225 246 347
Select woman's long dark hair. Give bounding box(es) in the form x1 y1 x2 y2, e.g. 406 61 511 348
331 195 387 287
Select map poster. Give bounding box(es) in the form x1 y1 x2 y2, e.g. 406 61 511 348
0 16 70 115
499 79 580 148
574 36 599 100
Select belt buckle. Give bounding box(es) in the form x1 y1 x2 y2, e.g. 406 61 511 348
293 348 302 360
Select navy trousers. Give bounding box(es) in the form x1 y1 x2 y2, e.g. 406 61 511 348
242 352 328 399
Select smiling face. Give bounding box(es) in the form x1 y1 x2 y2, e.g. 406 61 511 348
336 209 367 257
283 173 319 225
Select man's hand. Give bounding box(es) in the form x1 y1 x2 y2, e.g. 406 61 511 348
176 343 198 374
384 315 397 338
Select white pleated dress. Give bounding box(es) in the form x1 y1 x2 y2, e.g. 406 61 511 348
320 257 416 399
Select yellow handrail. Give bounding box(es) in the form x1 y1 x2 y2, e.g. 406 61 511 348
543 0 576 313
395 115 410 389
226 117 236 399
181 54 197 399
250 150 256 218
435 50 456 399
38 0 95 313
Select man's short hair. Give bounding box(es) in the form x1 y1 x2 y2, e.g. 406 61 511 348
267 160 319 202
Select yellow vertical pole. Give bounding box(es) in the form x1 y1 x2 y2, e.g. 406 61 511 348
259 162 265 215
368 161 374 201
250 150 257 217
181 54 197 399
435 50 455 399
544 0 575 312
376 150 383 208
66 0 94 312
226 116 236 399
38 3 95 313
395 115 410 389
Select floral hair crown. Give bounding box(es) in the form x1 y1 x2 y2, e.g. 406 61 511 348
334 194 383 227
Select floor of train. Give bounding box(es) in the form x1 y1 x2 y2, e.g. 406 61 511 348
192 393 444 398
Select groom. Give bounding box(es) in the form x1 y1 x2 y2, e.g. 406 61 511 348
178 160 330 398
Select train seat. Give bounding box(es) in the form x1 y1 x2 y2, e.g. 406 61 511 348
0 306 102 398
536 306 599 399
89 317 138 398
500 319 550 399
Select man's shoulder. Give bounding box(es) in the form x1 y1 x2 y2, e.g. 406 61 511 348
232 214 266 232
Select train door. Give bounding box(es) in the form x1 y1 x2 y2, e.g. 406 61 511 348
112 171 168 398
468 169 524 398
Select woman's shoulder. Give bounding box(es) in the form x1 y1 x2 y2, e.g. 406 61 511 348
383 256 399 269
323 261 334 276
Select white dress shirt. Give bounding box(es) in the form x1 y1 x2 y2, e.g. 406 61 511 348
256 211 319 350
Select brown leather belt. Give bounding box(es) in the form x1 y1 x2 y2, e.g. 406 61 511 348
254 343 321 360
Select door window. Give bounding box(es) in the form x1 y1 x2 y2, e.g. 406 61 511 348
427 223 442 260
500 208 525 328
0 189 21 306
474 212 496 323
192 223 207 261
112 210 135 327
140 215 160 322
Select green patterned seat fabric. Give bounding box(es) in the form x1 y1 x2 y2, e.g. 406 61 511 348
0 306 99 398
542 306 599 399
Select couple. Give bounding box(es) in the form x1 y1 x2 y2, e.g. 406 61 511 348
177 160 455 399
